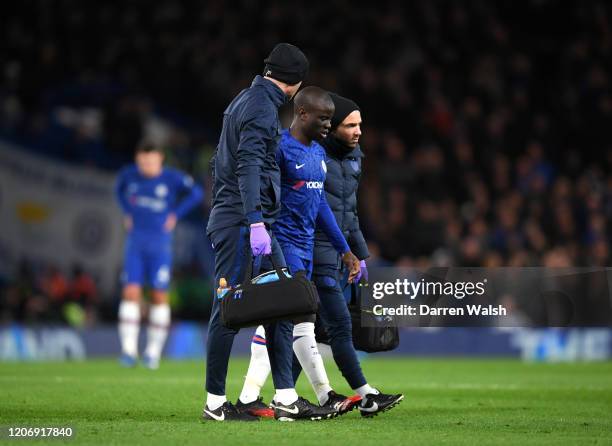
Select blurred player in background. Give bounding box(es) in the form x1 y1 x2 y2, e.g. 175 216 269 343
115 143 203 369
237 87 361 417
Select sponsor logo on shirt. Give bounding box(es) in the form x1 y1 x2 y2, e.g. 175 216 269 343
133 196 167 212
292 180 323 191
306 181 324 189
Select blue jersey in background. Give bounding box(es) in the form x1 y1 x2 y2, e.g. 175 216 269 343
115 165 203 236
114 164 203 289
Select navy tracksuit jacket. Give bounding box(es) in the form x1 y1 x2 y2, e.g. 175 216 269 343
205 75 294 395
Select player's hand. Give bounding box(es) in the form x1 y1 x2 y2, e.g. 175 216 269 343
123 216 133 232
355 259 368 283
341 251 360 283
164 213 177 232
250 223 272 256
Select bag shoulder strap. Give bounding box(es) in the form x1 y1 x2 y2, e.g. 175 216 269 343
349 282 359 306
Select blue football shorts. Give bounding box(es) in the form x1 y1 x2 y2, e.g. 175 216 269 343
122 233 173 290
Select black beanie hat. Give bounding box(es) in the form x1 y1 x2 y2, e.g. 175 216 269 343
329 93 360 130
263 43 309 86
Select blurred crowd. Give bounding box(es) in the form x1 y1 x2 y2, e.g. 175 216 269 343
1 261 98 325
0 260 214 324
1 0 611 317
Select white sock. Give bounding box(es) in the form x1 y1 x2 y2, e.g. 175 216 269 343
118 300 140 357
274 388 298 405
145 304 170 360
240 326 271 404
355 383 379 399
206 393 227 410
292 322 333 405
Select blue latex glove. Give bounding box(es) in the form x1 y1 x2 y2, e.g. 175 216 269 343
250 223 271 256
355 260 368 283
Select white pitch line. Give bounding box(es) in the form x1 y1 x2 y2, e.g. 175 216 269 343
0 376 609 391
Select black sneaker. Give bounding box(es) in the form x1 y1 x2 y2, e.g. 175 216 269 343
358 393 404 417
202 402 259 422
235 397 274 418
321 391 358 415
272 396 339 421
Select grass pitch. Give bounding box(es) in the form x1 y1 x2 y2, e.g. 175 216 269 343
1 357 611 445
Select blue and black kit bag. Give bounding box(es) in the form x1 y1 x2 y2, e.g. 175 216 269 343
219 256 319 329
348 283 399 353
314 281 399 353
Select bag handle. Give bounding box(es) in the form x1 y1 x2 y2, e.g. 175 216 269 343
242 255 288 286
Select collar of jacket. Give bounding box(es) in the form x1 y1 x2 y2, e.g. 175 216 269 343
321 135 364 160
251 75 288 107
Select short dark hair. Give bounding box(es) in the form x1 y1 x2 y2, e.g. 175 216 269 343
293 86 333 113
135 142 163 154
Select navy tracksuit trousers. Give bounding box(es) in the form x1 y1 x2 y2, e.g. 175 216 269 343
205 225 294 395
311 265 367 389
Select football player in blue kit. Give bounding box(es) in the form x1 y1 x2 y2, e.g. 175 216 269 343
239 92 404 418
115 143 203 369
235 86 361 418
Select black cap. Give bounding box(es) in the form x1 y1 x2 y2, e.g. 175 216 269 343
329 93 360 129
263 43 309 86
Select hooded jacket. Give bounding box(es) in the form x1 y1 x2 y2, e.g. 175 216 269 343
313 136 369 271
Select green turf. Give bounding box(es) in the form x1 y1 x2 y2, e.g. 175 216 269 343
1 358 611 445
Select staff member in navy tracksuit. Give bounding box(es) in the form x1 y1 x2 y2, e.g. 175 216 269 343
313 94 404 417
203 44 333 422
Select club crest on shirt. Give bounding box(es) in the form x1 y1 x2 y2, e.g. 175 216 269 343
155 184 168 197
349 160 360 172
